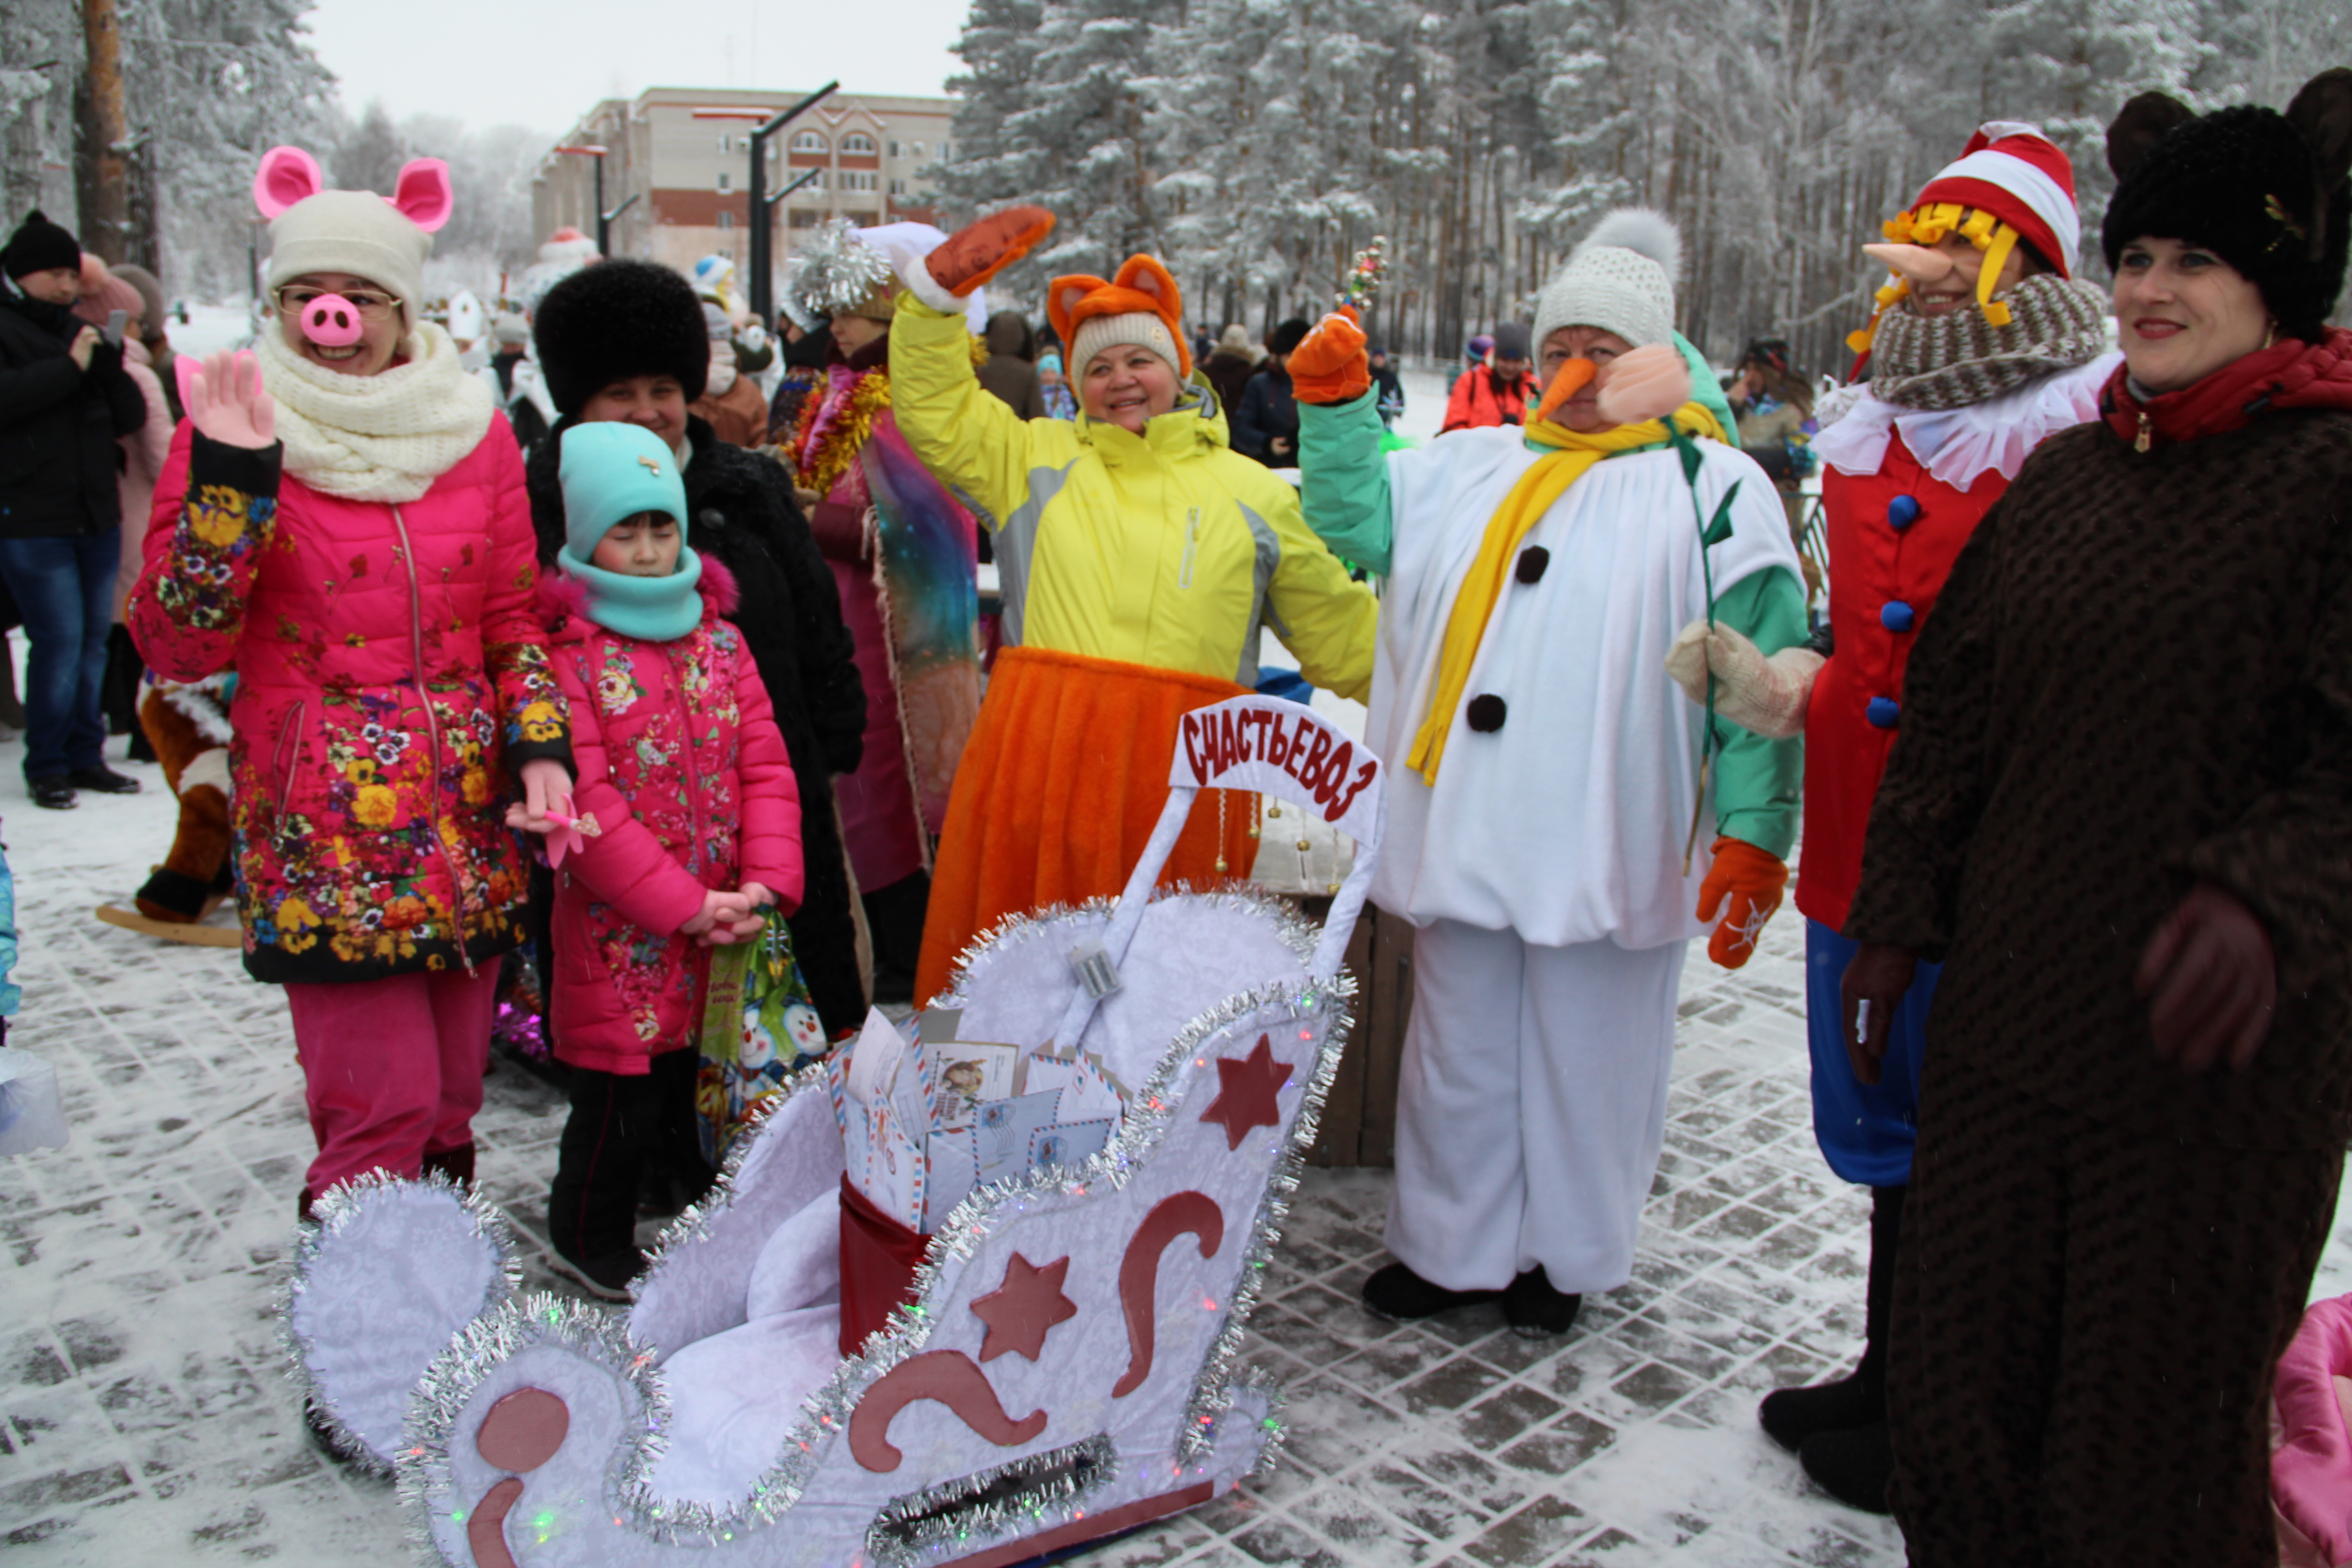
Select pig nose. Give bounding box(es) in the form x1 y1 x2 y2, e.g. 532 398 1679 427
300 295 366 348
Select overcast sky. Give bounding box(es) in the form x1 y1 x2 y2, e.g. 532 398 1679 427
303 0 973 136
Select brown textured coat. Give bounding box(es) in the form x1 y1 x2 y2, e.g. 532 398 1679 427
1846 397 2352 1149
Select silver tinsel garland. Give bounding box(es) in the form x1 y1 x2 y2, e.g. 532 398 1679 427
784 218 895 324
864 1432 1118 1568
277 1167 522 1479
396 1292 666 1558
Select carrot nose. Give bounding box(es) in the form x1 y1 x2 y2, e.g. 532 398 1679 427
1534 358 1597 425
1862 243 1956 285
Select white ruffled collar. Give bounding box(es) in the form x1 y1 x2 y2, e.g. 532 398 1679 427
1812 352 2120 493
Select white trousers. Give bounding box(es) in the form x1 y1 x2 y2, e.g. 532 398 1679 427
1384 919 1686 1294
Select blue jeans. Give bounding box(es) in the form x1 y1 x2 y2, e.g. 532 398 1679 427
0 529 122 780
1805 917 1940 1186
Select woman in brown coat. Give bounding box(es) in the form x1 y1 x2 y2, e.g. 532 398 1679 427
1841 73 2352 1565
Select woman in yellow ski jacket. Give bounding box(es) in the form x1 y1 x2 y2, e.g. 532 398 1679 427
878 212 1377 1001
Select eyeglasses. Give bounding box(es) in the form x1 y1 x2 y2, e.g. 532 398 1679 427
273 285 402 321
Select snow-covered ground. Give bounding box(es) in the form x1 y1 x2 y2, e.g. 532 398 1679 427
10 740 2348 1565
6 376 2349 1562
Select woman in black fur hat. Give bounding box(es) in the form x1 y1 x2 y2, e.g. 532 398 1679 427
527 258 869 1060
1841 69 2352 1564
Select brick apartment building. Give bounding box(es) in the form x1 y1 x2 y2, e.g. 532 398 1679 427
533 85 956 286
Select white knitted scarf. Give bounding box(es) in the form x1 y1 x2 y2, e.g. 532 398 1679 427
254 321 495 502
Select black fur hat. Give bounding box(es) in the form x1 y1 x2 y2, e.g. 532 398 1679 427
532 258 709 416
2102 70 2352 343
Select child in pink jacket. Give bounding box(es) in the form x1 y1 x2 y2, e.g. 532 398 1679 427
540 421 804 1297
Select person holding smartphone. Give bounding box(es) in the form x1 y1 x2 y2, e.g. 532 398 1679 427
0 211 150 809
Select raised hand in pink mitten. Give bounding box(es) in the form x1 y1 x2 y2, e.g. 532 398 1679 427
1592 342 1692 427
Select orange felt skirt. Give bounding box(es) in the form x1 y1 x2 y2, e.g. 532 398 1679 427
914 646 1256 1006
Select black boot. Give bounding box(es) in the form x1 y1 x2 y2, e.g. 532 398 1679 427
421 1142 476 1190
1362 1261 1500 1320
862 870 932 1007
548 1067 652 1301
1501 1265 1583 1337
1800 1420 1895 1514
1760 1183 1905 1452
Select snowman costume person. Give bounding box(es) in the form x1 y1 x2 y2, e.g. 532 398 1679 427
1294 210 1806 1332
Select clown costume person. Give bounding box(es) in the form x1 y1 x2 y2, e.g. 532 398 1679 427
1291 210 1805 1334
860 210 1378 1005
1661 124 2117 1510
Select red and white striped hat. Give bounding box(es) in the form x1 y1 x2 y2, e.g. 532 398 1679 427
1909 121 2081 277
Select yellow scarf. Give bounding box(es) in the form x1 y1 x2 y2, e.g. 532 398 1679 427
1406 400 1728 784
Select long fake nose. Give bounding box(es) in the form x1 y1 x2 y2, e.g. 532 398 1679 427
299 294 367 348
1533 358 1596 425
1861 244 1956 286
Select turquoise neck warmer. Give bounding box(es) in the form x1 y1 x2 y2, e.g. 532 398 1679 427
555 544 706 641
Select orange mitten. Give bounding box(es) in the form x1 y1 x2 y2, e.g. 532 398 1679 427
1289 307 1370 406
1695 836 1788 970
926 205 1057 299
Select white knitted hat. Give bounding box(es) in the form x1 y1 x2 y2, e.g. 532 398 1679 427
1532 208 1682 354
1068 310 1184 383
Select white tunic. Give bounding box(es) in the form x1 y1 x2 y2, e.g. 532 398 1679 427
1368 428 1800 949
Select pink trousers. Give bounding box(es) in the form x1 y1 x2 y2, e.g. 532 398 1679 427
284 966 502 1200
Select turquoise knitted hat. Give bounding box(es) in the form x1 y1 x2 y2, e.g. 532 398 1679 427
556 421 687 557
554 422 703 641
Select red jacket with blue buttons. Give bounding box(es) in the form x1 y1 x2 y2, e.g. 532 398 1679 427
1795 431 2004 932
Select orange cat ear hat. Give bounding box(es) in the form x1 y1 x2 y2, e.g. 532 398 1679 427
1050 255 1189 377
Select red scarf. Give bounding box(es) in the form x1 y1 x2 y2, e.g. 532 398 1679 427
2101 327 2352 449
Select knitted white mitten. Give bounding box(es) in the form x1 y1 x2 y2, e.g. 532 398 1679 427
1663 621 1824 740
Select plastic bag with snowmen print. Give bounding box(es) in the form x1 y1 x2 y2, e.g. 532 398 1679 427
694 917 829 1165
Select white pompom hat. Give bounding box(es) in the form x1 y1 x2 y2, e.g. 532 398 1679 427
1532 208 1682 354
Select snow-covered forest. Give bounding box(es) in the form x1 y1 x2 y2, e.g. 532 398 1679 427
5 0 2347 374
935 0 2348 372
1 0 540 302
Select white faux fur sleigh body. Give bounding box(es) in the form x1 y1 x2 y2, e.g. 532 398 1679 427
284 697 1384 1568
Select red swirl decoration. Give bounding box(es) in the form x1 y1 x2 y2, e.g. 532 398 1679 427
850 1350 1049 1473
1113 1191 1225 1398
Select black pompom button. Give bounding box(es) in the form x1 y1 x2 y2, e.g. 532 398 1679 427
1466 694 1507 732
1516 546 1550 584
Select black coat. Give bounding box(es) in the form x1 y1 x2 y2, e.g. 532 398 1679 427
1230 363 1300 468
528 413 872 1037
0 290 147 538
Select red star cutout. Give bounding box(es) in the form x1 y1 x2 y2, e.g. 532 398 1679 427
969 1253 1078 1363
1199 1034 1289 1151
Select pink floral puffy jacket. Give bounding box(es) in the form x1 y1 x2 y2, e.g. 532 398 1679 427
131 428 572 984
540 559 804 1074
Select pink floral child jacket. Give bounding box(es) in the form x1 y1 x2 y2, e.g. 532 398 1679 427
541 558 805 1074
130 428 572 983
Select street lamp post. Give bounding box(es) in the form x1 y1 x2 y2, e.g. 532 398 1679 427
745 81 838 324
552 144 632 256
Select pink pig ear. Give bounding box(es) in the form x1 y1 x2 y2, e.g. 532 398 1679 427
253 146 324 219
388 158 454 233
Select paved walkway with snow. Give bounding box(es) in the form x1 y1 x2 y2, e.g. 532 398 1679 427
7 725 2351 1566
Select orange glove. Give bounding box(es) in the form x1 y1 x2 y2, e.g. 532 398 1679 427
1288 307 1371 406
925 205 1057 299
1695 835 1788 970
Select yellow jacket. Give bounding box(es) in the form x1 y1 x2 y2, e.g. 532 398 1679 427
889 296 1376 700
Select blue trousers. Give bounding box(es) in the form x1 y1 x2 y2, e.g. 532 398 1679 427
0 530 122 780
1806 917 1940 1186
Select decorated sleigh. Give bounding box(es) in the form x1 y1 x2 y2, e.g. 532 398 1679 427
283 696 1384 1568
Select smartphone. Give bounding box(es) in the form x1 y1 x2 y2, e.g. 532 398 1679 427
103 309 126 346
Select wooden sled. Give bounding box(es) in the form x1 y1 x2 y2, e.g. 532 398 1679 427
95 900 242 948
